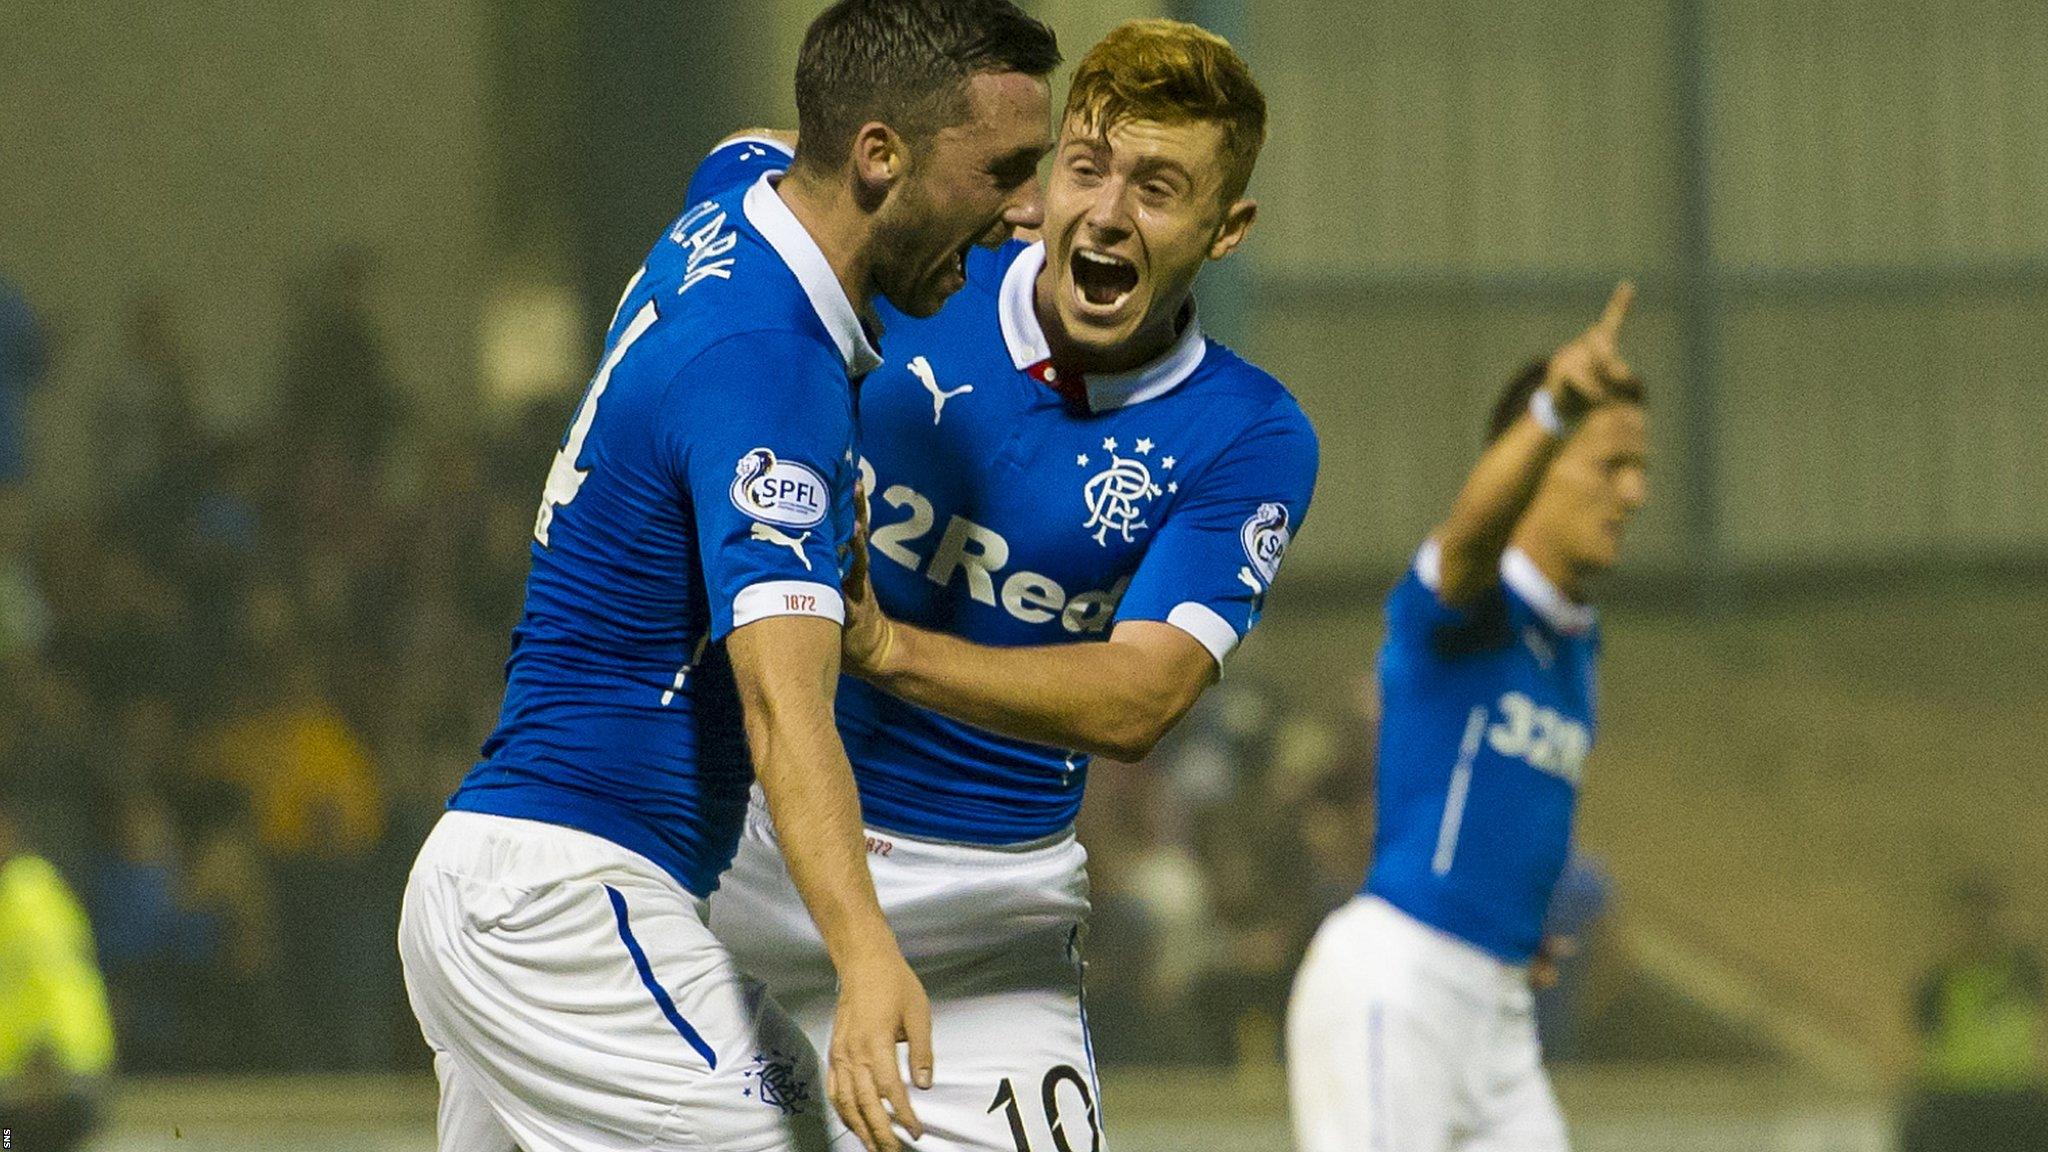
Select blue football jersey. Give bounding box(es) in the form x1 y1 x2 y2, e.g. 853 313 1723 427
848 240 1318 842
1365 540 1601 962
686 137 1318 845
449 170 876 897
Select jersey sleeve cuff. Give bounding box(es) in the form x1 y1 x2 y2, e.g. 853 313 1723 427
731 580 845 629
1166 602 1240 668
1415 538 1444 591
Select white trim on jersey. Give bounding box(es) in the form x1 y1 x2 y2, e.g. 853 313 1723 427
721 135 796 160
743 175 882 377
1501 549 1595 635
996 241 1208 412
1413 539 1596 635
1166 600 1240 666
731 580 847 629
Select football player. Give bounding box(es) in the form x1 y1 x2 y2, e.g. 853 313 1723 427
1287 285 1646 1152
694 20 1318 1152
396 5 1058 1151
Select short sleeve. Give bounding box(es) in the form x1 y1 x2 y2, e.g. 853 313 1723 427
685 136 795 205
667 332 854 640
1114 401 1319 666
1387 539 1514 658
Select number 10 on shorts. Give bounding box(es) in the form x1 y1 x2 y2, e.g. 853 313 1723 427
988 1065 1100 1152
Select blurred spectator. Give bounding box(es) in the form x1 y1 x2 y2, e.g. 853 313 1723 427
275 246 402 479
1898 875 2048 1152
0 273 49 491
0 797 115 1152
0 275 50 671
100 292 212 526
1186 804 1315 1069
1535 850 1617 1061
1075 758 1173 1065
179 783 280 1071
205 645 389 1069
0 658 100 885
0 545 51 663
89 790 214 1072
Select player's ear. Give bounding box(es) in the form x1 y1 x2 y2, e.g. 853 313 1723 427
1208 198 1257 261
850 122 908 200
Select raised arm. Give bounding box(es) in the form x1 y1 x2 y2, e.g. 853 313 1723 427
1433 281 1638 606
727 616 931 1152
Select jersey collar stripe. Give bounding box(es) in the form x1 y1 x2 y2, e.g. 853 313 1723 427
742 174 882 377
1502 548 1596 634
997 241 1209 412
1415 539 1596 635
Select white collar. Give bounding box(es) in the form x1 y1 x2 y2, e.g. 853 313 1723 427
742 174 881 377
997 241 1207 412
1502 548 1596 635
1414 540 1596 635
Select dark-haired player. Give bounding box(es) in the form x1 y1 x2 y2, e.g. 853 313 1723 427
397 4 1058 1151
1287 285 1645 1152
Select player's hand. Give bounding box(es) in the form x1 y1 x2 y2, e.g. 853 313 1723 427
840 481 898 679
1530 934 1578 991
827 948 934 1152
1543 281 1640 426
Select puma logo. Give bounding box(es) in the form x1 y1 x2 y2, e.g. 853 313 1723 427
750 523 812 571
907 356 972 425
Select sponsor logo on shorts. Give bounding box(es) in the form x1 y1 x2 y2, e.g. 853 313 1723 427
743 1050 812 1116
731 448 830 529
864 834 895 858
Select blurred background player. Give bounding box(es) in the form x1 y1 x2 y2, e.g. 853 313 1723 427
395 4 1058 1151
1287 285 1645 1152
0 794 117 1152
694 20 1317 1152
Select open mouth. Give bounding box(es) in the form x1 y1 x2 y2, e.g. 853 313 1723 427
1070 248 1139 310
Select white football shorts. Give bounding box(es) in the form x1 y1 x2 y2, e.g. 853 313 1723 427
1286 895 1569 1152
399 810 862 1152
709 794 1104 1152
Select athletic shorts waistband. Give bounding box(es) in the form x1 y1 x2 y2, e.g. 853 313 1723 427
744 788 1078 870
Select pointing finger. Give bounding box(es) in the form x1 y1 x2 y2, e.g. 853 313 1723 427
1596 280 1636 338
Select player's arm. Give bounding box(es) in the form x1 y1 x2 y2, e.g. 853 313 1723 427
675 335 927 1152
726 618 931 1151
842 408 1317 762
851 600 1213 762
1432 281 1639 607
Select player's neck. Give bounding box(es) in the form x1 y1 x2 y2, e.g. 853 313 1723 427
1510 531 1592 605
774 167 879 314
1033 275 1184 377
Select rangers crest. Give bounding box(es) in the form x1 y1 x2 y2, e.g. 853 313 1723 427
730 448 829 529
1079 436 1165 546
1240 502 1292 586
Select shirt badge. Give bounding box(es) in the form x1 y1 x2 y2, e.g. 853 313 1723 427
1079 435 1166 546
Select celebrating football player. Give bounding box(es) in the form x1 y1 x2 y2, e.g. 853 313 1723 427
694 19 1318 1152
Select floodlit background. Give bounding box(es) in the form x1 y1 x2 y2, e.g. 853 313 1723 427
4 1 2046 1148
